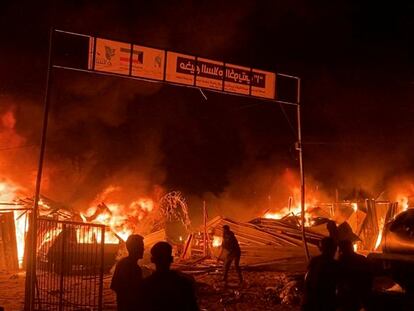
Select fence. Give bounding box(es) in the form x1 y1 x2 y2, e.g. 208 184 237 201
34 218 105 311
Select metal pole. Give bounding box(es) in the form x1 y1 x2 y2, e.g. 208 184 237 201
203 201 207 257
296 78 310 261
26 27 54 311
98 227 105 311
58 224 66 311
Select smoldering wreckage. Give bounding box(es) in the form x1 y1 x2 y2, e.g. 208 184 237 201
1 177 414 310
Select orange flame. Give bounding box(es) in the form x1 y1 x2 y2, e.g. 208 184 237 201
81 187 155 242
375 217 386 250
212 235 222 248
264 202 313 226
0 180 29 268
396 195 409 212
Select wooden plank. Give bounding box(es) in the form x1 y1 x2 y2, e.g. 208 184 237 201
0 212 19 271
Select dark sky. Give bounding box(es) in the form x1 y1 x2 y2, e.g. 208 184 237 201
1 1 414 210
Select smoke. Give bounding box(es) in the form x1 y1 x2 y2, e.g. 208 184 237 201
2 1 414 224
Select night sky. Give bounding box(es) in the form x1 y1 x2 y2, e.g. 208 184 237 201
1 1 414 216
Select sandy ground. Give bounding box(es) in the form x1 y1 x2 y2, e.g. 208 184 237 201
0 269 301 311
0 271 25 311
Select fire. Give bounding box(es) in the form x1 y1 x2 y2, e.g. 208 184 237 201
264 202 314 226
396 195 409 212
375 217 385 250
0 180 29 267
212 235 222 248
353 243 358 252
14 211 29 267
352 203 358 212
264 204 302 220
0 180 19 202
81 187 155 243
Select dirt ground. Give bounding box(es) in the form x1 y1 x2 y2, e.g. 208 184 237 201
193 270 302 311
0 271 25 311
0 269 302 311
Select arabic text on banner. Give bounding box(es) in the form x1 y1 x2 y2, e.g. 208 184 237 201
131 45 165 80
223 64 251 95
165 52 195 85
93 38 131 75
195 58 224 90
87 36 277 100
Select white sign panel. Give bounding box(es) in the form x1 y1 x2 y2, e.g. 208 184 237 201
93 38 131 75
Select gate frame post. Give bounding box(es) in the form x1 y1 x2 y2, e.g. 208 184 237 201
98 227 105 311
25 27 55 311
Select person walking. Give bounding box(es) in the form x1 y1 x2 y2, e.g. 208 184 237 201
218 225 243 287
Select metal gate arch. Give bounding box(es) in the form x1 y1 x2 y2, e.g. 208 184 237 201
35 218 105 311
26 27 308 310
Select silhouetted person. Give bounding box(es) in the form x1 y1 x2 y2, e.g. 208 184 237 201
302 237 339 311
327 220 360 245
141 241 199 311
337 240 373 311
327 220 339 243
219 225 243 287
337 222 360 243
111 234 144 311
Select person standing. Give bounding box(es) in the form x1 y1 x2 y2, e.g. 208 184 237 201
110 234 145 311
218 225 243 287
302 237 339 311
141 241 199 311
337 240 373 311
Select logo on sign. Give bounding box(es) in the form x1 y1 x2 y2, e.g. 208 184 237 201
105 46 115 64
154 55 162 68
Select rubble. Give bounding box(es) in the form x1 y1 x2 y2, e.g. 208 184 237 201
181 216 323 269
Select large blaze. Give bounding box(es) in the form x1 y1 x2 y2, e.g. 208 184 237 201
1 106 414 270
263 185 319 226
80 185 156 243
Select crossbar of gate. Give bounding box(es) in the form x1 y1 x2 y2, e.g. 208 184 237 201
34 218 105 311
